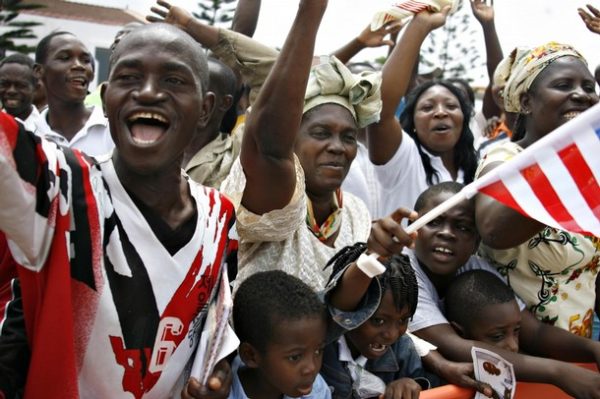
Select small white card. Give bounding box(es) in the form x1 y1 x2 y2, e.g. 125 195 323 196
471 346 516 399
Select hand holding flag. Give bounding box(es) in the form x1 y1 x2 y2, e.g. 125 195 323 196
406 101 600 237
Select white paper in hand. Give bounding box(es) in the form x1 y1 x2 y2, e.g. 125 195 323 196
471 346 516 399
190 268 239 385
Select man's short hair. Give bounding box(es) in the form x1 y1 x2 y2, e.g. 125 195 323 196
35 31 73 64
208 58 237 98
0 53 36 84
233 270 326 353
109 23 209 94
0 53 35 70
414 181 465 212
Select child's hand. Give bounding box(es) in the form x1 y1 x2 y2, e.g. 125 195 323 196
368 208 418 257
147 0 193 32
438 361 493 397
181 359 232 399
379 378 421 399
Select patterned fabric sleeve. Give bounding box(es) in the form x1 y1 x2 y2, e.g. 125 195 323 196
212 28 279 105
474 141 522 178
220 155 306 243
0 113 64 270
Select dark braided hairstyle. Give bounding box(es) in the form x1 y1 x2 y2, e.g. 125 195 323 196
324 242 368 285
381 254 419 317
325 243 419 317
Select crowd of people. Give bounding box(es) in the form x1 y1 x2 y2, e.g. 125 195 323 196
0 0 599 398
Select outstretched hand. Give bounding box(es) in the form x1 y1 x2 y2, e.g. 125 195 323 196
147 0 193 31
470 0 494 25
181 358 232 399
412 5 451 32
357 20 405 48
578 4 600 35
368 208 418 257
439 361 493 398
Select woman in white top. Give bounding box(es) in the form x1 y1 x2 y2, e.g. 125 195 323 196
367 8 478 216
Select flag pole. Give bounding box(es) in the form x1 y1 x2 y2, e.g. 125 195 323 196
367 186 474 264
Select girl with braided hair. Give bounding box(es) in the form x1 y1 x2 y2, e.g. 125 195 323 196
318 244 457 399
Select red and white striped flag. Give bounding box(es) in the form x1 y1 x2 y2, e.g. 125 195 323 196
371 0 458 31
468 103 600 236
407 102 600 237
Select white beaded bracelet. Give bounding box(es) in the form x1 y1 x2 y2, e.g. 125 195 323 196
356 253 386 278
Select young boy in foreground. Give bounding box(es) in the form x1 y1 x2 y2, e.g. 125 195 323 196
445 270 521 353
232 271 331 399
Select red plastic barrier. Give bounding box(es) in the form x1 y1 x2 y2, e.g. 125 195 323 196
420 363 598 399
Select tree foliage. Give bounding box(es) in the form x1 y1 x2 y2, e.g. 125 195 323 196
420 0 485 83
194 0 238 27
0 0 44 58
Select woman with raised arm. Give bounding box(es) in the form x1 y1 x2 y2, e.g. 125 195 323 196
475 42 600 337
366 8 478 217
149 0 415 291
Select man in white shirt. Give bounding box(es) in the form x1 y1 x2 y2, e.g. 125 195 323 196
0 53 47 136
34 31 114 157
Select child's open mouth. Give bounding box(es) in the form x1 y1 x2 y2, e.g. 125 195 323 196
432 246 455 262
369 343 388 353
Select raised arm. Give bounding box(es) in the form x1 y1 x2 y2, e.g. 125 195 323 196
519 310 600 363
331 21 404 65
470 0 503 118
0 114 61 268
475 162 544 249
328 207 417 311
231 0 261 37
149 1 278 110
148 0 220 48
238 0 327 214
367 9 449 165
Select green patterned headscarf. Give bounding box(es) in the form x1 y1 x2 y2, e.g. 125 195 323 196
303 56 382 128
503 42 587 113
